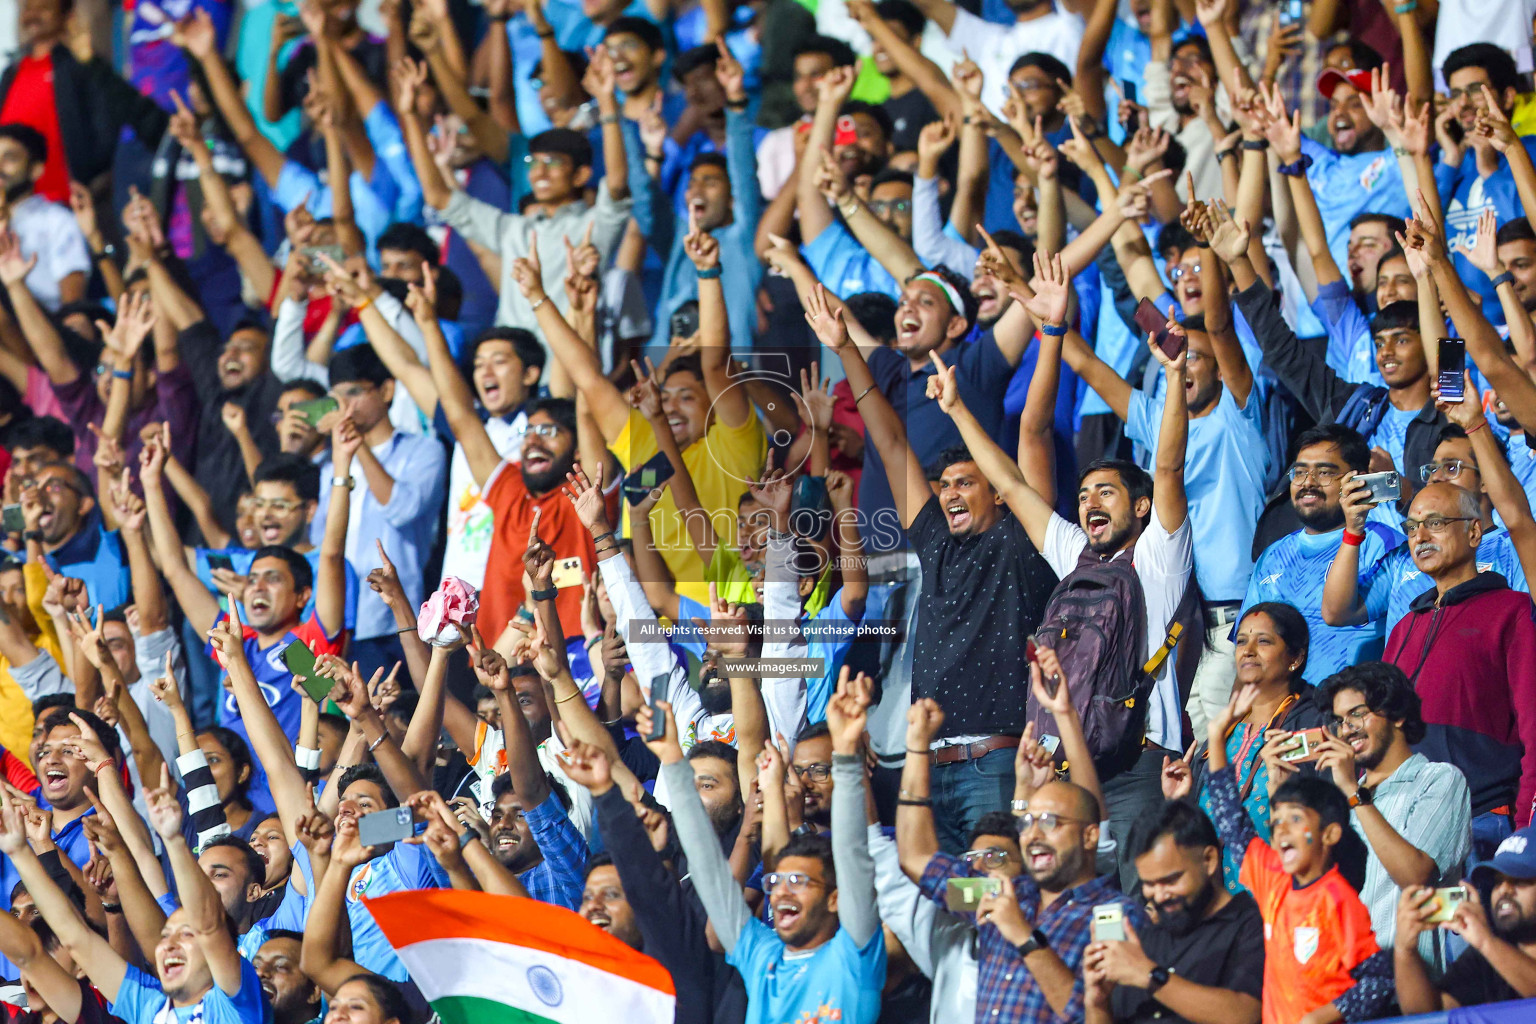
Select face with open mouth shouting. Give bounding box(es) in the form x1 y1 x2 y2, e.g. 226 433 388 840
217 328 269 393
767 854 839 948
254 935 319 1022
936 458 1003 537
250 815 293 888
156 910 215 1003
1345 219 1392 294
685 162 733 233
1326 83 1379 156
251 481 313 548
894 278 965 361
242 556 308 634
971 243 1029 326
1015 783 1095 890
21 465 90 546
34 725 89 811
490 790 540 871
1076 468 1143 555
1267 801 1334 882
605 32 658 97
519 411 577 494
660 367 709 448
580 864 642 949
472 338 538 418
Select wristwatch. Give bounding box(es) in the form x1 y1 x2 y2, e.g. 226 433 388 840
332 476 355 489
1015 928 1050 958
1147 965 1174 992
1348 785 1374 809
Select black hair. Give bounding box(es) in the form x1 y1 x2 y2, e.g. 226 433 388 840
263 928 306 945
1125 799 1220 862
57 300 113 327
840 100 894 145
795 721 831 744
32 693 75 719
249 544 314 593
845 292 898 346
38 705 122 761
201 835 266 891
472 326 546 372
967 811 1022 847
986 229 1033 266
690 152 729 177
533 50 589 87
1327 38 1385 71
6 415 75 457
194 725 253 805
1497 217 1536 247
383 691 419 723
338 974 412 1024
328 343 392 388
687 739 740 769
338 763 399 808
875 0 925 37
526 396 577 435
1237 601 1311 689
0 123 47 165
663 352 706 385
1009 51 1072 85
1370 299 1420 338
914 263 980 331
1288 422 1371 474
604 15 664 52
30 916 61 953
673 44 721 84
279 378 328 402
870 168 914 192
376 223 440 266
36 460 94 500
1270 775 1369 891
583 850 617 881
1160 135 1188 178
1349 212 1407 241
1315 661 1427 744
1171 34 1214 67
791 35 857 68
777 831 836 890
1078 458 1155 523
253 453 321 504
1443 43 1521 97
528 128 594 170
1157 221 1196 259
433 265 463 321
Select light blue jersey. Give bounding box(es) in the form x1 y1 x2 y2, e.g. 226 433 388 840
1362 528 1531 635
728 919 886 1024
110 959 270 1024
345 841 442 981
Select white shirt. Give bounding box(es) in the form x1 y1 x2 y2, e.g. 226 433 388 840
1432 0 1536 82
467 718 595 842
1041 504 1194 752
756 123 801 202
440 411 527 589
11 193 90 312
946 5 1086 118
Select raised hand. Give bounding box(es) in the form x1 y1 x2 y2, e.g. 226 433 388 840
1472 84 1517 153
1124 126 1172 175
816 64 857 109
905 697 945 751
405 267 438 325
683 206 720 270
1464 208 1503 278
171 8 217 60
824 666 872 755
1207 197 1251 264
916 115 957 171
0 230 38 285
144 764 185 840
714 37 746 103
562 463 609 533
636 700 684 765
925 351 961 412
1161 742 1197 799
799 363 836 432
1023 249 1070 327
951 54 983 105
523 507 556 586
693 581 753 656
802 283 851 351
510 236 546 302
559 740 614 795
814 148 851 205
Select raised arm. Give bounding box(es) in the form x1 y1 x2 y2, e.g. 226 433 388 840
684 216 751 428
816 151 923 282
826 671 879 946
797 65 857 245
1148 326 1190 532
137 435 222 637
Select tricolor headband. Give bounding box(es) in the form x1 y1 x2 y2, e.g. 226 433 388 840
913 271 966 319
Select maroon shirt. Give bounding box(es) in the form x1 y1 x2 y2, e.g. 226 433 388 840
51 362 198 487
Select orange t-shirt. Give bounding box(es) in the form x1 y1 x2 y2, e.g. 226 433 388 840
477 460 596 646
1241 836 1380 1024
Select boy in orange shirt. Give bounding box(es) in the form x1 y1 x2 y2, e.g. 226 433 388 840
1202 685 1394 1024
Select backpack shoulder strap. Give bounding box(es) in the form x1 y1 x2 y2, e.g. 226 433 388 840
1142 573 1200 677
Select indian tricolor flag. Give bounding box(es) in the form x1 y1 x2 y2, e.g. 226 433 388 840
365 889 676 1024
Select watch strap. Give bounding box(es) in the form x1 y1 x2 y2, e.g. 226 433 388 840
1147 965 1174 992
1349 785 1373 808
1015 927 1050 957
530 586 558 602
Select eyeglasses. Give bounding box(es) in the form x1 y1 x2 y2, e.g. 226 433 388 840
524 153 568 168
1169 262 1201 282
790 762 832 782
20 477 82 498
1015 811 1086 834
605 36 648 55
1402 515 1478 533
763 871 825 892
960 847 1012 869
1419 459 1469 482
867 199 912 216
1328 704 1373 732
1288 464 1342 483
331 384 374 401
250 498 303 514
1011 77 1054 93
1445 86 1489 102
526 423 562 439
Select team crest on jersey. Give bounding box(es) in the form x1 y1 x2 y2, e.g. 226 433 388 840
1358 156 1388 192
349 864 371 902
1294 925 1320 964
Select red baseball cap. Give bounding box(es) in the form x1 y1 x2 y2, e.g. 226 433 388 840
1317 67 1374 100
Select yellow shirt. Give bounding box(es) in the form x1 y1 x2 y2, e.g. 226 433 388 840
615 408 766 603
0 563 66 761
1514 93 1536 138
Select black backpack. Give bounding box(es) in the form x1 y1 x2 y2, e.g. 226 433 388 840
1028 547 1192 775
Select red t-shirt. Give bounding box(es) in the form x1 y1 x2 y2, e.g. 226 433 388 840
0 53 70 203
478 461 598 647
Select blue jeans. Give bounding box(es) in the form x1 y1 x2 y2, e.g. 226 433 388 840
930 747 1016 854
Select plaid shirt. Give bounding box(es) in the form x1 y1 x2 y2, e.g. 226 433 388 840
518 789 588 911
919 852 1147 1024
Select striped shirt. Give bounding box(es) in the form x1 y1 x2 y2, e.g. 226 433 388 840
1352 754 1471 971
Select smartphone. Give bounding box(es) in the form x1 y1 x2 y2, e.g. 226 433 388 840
623 451 676 506
1092 904 1127 942
1134 298 1183 360
1278 727 1329 763
1424 885 1469 924
834 115 859 148
293 396 338 428
551 556 583 589
1120 81 1141 132
357 807 415 848
790 475 831 539
644 673 669 741
282 641 331 702
1 504 23 534
303 244 346 273
1039 734 1061 757
1437 338 1467 402
945 876 1001 912
1358 471 1402 505
1279 0 1303 26
207 553 236 574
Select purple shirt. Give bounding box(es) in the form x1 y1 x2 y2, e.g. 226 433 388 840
52 361 199 486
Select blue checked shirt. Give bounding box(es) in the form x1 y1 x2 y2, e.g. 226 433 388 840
518 790 587 910
919 852 1147 1024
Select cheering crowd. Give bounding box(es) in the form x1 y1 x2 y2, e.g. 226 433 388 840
7 0 1536 1020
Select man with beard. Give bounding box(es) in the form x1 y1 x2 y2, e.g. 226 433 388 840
0 125 87 310
485 771 586 910
792 724 835 833
1083 801 1264 1024
191 837 272 960
643 41 763 352
1307 662 1471 963
252 931 322 1024
17 463 128 609
1143 34 1228 202
901 702 1146 1024
803 271 1058 846
1396 823 1536 1011
906 0 1082 118
1383 482 1536 834
1244 425 1398 681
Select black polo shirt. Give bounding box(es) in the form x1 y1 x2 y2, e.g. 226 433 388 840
1441 945 1521 1007
909 496 1056 737
1109 890 1266 1023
